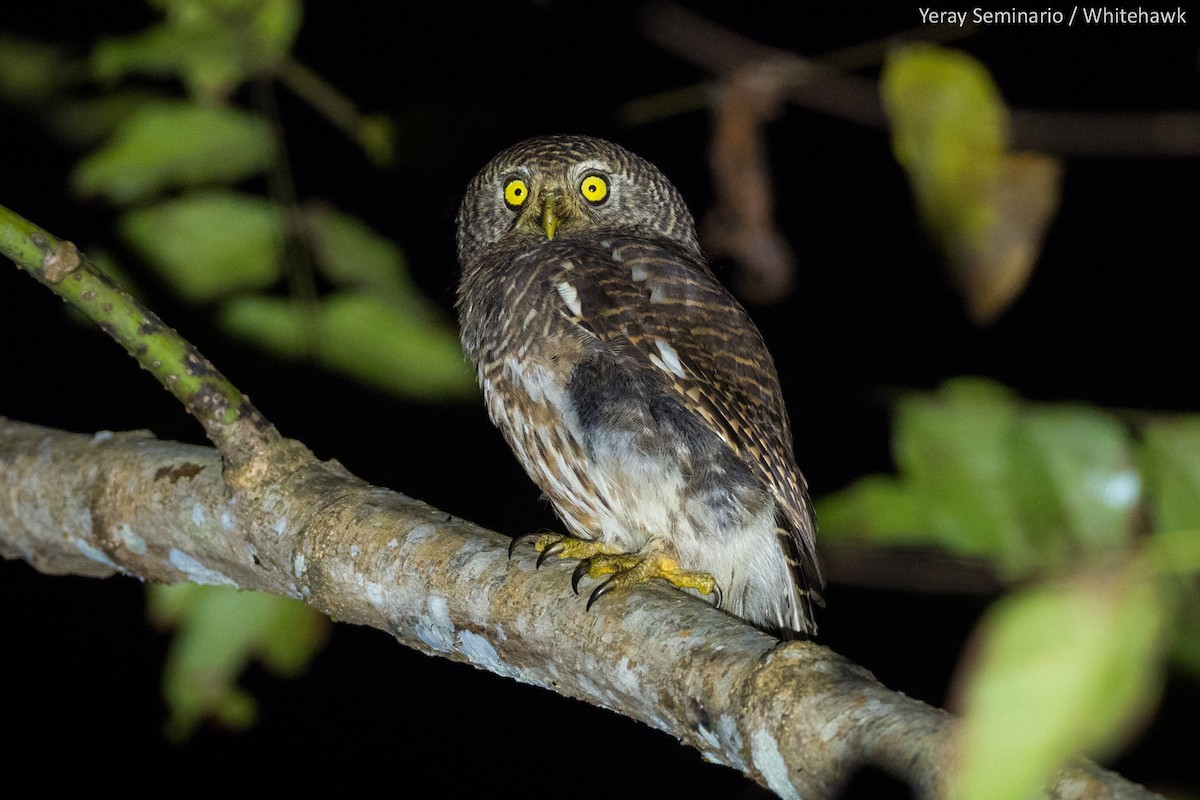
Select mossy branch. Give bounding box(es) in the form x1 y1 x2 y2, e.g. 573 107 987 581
0 203 280 472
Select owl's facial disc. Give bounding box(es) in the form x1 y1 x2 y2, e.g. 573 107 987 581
506 161 615 241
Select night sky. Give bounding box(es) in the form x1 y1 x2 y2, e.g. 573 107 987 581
1 2 1198 796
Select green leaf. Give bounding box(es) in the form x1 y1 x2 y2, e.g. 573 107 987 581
357 114 396 167
1170 579 1200 678
147 583 328 740
0 32 73 106
73 102 273 204
120 191 285 301
220 292 477 401
305 205 411 297
882 44 1008 264
1140 416 1200 532
92 24 197 84
953 566 1166 800
92 0 301 97
46 90 165 148
881 44 1060 324
813 475 932 546
247 0 304 60
892 377 1026 568
1145 530 1200 678
1008 406 1139 558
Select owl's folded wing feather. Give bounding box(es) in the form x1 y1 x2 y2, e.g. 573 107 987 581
550 237 824 615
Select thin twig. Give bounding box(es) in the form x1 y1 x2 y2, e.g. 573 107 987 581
0 204 280 472
640 2 1200 157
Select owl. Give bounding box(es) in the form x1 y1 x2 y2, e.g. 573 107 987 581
456 134 822 637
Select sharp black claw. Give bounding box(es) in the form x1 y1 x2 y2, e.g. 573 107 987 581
571 559 593 594
536 541 564 569
507 536 523 559
587 578 615 611
711 582 723 610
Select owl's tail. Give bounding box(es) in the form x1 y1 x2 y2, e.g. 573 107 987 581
776 521 825 640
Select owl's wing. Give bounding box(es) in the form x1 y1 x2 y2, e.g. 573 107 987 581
551 237 824 623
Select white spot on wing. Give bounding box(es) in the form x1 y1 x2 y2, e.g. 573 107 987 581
631 263 648 281
653 338 686 378
556 281 582 318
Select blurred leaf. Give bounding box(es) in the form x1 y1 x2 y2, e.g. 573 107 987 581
73 102 273 203
1140 416 1200 532
881 44 1060 324
893 377 1025 568
813 475 932 546
304 204 411 297
220 292 477 401
148 583 328 740
1146 529 1200 678
953 566 1165 800
966 152 1062 323
0 32 74 106
93 0 301 98
92 24 199 84
46 90 165 148
245 0 304 59
820 379 1157 579
1008 406 1139 558
882 44 1007 261
120 191 285 301
357 114 396 167
1171 580 1200 678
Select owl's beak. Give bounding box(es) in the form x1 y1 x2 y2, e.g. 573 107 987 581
541 197 559 241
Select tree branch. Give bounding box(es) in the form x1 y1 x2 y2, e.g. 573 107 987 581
0 419 1155 800
640 2 1200 157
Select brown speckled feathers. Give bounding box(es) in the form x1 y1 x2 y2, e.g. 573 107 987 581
457 135 822 636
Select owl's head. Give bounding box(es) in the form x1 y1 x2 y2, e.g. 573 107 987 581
456 135 700 263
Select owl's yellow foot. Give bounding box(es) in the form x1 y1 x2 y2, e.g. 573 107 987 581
509 534 723 610
506 532 623 567
573 553 723 611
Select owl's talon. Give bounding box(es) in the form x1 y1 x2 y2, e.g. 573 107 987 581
507 535 526 559
587 578 615 611
571 559 593 594
536 541 565 569
711 583 724 610
508 532 549 559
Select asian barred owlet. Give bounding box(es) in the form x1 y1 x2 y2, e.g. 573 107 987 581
456 135 823 637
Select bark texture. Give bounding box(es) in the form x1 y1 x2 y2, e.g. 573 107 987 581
0 418 1156 799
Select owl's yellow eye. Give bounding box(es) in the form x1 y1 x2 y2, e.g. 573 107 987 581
504 178 529 208
580 175 609 205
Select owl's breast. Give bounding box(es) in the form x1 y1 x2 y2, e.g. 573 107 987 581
479 351 611 542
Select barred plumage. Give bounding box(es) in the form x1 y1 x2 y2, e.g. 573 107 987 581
456 135 822 636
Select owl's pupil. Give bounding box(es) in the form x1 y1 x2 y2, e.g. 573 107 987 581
515 188 523 196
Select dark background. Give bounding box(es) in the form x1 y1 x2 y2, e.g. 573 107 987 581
1 1 1197 796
